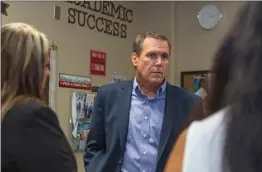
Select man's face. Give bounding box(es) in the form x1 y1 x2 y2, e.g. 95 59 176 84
132 37 169 86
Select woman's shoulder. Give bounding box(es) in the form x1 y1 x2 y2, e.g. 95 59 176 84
188 107 228 137
186 108 228 151
164 109 228 172
182 108 228 172
6 99 51 113
2 99 77 172
3 99 58 126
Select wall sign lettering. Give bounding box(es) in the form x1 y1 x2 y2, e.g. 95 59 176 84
65 1 133 39
59 73 92 90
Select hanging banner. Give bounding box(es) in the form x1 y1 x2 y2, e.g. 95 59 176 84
90 50 106 76
59 73 91 90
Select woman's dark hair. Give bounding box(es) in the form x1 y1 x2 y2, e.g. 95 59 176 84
208 2 261 172
206 37 235 114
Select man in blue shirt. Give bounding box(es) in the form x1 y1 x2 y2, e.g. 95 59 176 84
83 31 203 172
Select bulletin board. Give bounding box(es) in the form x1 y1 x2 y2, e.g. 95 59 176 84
70 91 97 152
180 70 209 93
181 70 210 115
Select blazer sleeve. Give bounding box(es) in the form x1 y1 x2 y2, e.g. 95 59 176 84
189 96 205 121
3 104 77 172
83 87 106 170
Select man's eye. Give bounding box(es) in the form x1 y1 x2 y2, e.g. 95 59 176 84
147 53 156 58
150 53 156 57
162 54 169 59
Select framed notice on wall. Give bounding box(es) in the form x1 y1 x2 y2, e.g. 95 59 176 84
90 50 106 76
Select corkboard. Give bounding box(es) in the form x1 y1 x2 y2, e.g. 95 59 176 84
181 70 209 93
181 70 210 116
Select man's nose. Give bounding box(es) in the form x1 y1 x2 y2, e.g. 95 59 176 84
155 56 163 65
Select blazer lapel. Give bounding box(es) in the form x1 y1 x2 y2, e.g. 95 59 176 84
117 80 133 152
157 84 183 161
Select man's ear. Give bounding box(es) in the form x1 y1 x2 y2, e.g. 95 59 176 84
131 52 139 67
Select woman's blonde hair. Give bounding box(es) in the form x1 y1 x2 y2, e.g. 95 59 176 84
1 23 49 118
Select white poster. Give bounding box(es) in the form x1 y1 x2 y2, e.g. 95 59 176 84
110 72 127 83
71 92 96 127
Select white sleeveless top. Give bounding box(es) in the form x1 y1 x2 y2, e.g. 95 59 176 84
182 108 228 172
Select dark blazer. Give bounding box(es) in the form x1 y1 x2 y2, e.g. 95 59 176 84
1 100 77 172
83 80 203 172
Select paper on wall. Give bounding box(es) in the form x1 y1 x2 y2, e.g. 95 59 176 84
110 72 127 83
71 92 77 127
72 120 78 138
71 91 96 151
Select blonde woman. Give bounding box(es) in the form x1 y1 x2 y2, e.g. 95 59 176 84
1 23 77 172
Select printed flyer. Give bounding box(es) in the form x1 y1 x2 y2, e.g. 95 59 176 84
71 92 96 151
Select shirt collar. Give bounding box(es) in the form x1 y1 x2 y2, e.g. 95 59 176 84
133 77 167 98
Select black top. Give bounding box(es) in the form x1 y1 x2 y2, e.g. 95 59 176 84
1 100 77 172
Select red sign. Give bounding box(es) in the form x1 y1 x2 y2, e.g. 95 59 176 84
59 73 91 90
90 50 106 76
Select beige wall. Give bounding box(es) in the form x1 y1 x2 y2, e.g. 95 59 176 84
174 1 245 84
137 1 245 85
2 1 244 172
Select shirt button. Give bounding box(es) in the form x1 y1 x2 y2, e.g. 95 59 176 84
149 138 154 143
144 116 148 120
143 151 146 155
143 134 147 138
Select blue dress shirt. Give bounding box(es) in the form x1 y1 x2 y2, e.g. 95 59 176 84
121 78 167 172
